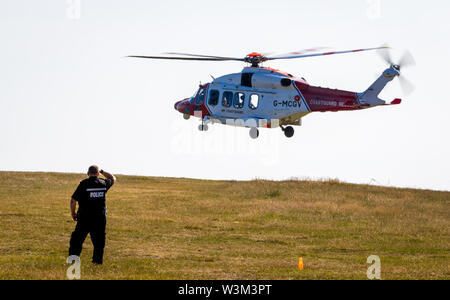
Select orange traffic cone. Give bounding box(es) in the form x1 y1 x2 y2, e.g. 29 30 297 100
298 257 304 270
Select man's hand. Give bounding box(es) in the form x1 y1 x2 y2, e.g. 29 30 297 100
70 198 77 221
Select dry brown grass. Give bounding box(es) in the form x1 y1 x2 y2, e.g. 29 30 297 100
0 171 448 279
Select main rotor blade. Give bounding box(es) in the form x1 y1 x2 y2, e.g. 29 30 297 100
267 46 389 61
164 52 244 61
268 47 329 58
127 55 239 61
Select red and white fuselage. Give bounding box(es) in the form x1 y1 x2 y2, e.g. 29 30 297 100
174 65 401 138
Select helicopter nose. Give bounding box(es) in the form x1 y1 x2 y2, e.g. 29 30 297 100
174 98 189 113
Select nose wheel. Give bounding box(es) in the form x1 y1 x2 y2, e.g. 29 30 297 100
249 127 259 139
198 124 209 131
281 126 294 138
198 116 211 132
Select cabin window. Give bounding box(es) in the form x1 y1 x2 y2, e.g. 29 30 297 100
233 92 245 109
249 94 259 109
222 91 233 107
208 89 219 106
195 88 205 105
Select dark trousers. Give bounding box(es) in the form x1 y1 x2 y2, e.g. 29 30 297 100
69 214 106 264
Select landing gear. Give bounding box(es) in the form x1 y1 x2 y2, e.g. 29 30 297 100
198 124 209 131
198 116 210 132
183 113 190 120
249 127 259 139
281 126 294 138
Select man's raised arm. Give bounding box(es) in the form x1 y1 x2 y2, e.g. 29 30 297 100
100 170 116 182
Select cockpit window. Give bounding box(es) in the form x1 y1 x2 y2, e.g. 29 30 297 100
195 88 205 105
189 90 197 103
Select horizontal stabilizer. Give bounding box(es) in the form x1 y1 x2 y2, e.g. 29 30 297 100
390 98 402 105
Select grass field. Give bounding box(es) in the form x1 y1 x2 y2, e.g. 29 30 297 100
0 171 448 280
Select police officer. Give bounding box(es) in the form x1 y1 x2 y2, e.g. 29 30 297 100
69 165 116 264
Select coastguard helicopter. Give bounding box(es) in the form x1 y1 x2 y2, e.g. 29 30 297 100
128 46 415 138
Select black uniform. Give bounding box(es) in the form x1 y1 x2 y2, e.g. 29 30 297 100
69 176 114 264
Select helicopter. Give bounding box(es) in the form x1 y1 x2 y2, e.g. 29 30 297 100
128 46 415 139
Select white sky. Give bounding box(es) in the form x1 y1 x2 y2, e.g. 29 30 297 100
1 0 449 191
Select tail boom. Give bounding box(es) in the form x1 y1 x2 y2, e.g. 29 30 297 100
293 66 401 113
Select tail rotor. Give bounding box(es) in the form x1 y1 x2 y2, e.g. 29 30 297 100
378 46 416 95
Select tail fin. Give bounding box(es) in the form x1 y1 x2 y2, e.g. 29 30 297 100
357 67 400 106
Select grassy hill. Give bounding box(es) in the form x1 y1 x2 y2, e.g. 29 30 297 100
0 171 448 280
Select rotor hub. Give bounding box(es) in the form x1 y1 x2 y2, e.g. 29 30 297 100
244 53 266 67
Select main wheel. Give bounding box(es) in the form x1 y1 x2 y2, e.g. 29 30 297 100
198 124 209 131
249 127 259 139
284 126 294 138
